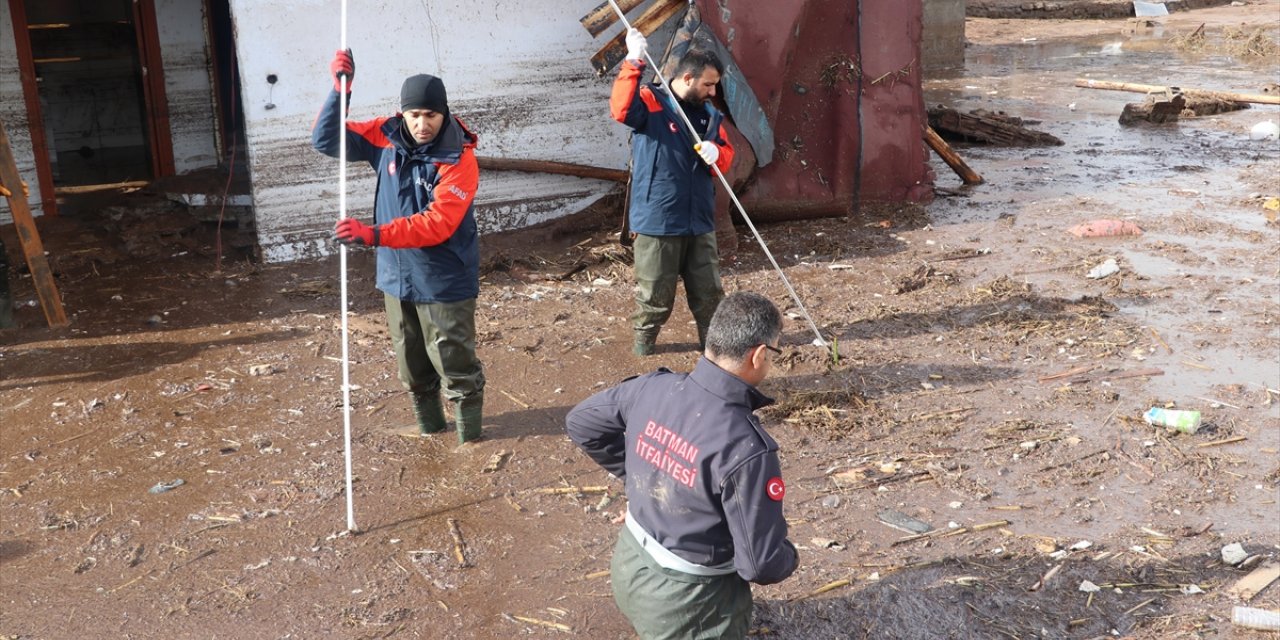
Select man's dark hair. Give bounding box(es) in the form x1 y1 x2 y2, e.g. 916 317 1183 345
705 292 782 361
674 48 724 80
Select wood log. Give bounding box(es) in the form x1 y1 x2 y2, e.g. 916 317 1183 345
923 126 984 185
1074 78 1280 105
590 0 684 76
580 0 646 37
1120 93 1187 125
476 157 627 183
0 116 68 328
928 106 1063 147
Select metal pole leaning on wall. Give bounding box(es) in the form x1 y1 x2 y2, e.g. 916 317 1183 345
604 0 827 347
338 0 358 533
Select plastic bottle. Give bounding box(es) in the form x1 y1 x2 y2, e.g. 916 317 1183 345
1143 407 1202 434
1233 606 1280 632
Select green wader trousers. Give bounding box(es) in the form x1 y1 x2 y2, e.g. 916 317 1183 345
384 294 485 443
631 232 724 350
610 526 753 640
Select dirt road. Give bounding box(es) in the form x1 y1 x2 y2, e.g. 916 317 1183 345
2 4 1278 639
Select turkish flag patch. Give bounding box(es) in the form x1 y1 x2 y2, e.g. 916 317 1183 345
766 477 785 501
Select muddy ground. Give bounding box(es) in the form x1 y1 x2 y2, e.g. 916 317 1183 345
2 5 1278 639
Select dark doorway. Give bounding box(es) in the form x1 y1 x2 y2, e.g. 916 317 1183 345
22 0 154 188
205 0 245 162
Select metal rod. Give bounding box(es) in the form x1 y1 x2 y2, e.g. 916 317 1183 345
605 0 827 346
338 0 357 533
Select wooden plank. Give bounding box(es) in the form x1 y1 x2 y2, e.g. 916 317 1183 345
133 0 175 177
1228 563 1280 602
580 0 646 38
590 0 685 76
0 116 69 328
477 157 627 183
1074 78 1280 105
923 125 984 185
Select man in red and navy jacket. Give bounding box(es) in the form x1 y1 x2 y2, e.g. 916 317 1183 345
312 49 486 444
567 292 799 639
611 29 735 356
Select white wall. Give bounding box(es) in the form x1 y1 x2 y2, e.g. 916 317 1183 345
156 0 219 172
0 4 44 223
228 0 633 262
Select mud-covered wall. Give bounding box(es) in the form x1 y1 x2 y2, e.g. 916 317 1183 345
0 5 44 222
156 0 218 173
227 0 629 263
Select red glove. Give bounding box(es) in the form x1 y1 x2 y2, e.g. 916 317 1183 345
330 49 354 92
335 218 378 246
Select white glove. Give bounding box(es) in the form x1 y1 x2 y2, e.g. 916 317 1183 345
696 142 719 166
625 28 647 62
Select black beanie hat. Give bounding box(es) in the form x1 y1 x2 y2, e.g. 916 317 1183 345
400 74 449 118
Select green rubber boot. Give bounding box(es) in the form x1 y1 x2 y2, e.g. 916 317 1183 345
633 331 656 356
412 392 448 435
455 396 484 444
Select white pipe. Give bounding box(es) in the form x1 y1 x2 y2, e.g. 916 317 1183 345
338 0 357 533
605 0 827 347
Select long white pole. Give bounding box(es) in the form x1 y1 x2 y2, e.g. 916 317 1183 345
605 0 826 346
338 0 357 533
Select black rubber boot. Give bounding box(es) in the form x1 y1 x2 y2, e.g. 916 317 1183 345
412 392 447 434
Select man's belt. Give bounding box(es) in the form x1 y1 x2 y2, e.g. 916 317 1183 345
624 510 736 577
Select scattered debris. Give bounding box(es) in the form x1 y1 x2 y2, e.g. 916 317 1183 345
1068 219 1144 238
1251 120 1280 141
877 509 934 535
148 479 185 494
928 106 1064 146
504 614 572 633
1228 563 1280 602
481 450 510 473
1233 606 1280 632
1144 407 1202 435
1222 543 1249 566
447 518 470 568
1086 258 1120 279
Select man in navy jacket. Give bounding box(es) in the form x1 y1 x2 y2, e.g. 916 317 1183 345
611 29 735 356
567 292 799 639
312 50 485 443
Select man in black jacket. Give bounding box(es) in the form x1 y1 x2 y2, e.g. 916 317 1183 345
566 291 798 639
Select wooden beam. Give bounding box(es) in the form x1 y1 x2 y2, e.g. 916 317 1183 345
923 126 984 186
590 0 685 76
0 116 69 328
6 0 58 216
476 157 627 183
133 0 175 177
1074 78 1280 105
580 0 646 38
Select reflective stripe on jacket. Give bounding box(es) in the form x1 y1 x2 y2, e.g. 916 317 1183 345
566 358 798 585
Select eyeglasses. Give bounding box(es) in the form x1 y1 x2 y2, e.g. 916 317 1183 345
761 344 782 355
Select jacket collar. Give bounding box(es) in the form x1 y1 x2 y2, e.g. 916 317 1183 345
688 357 774 411
381 115 477 162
